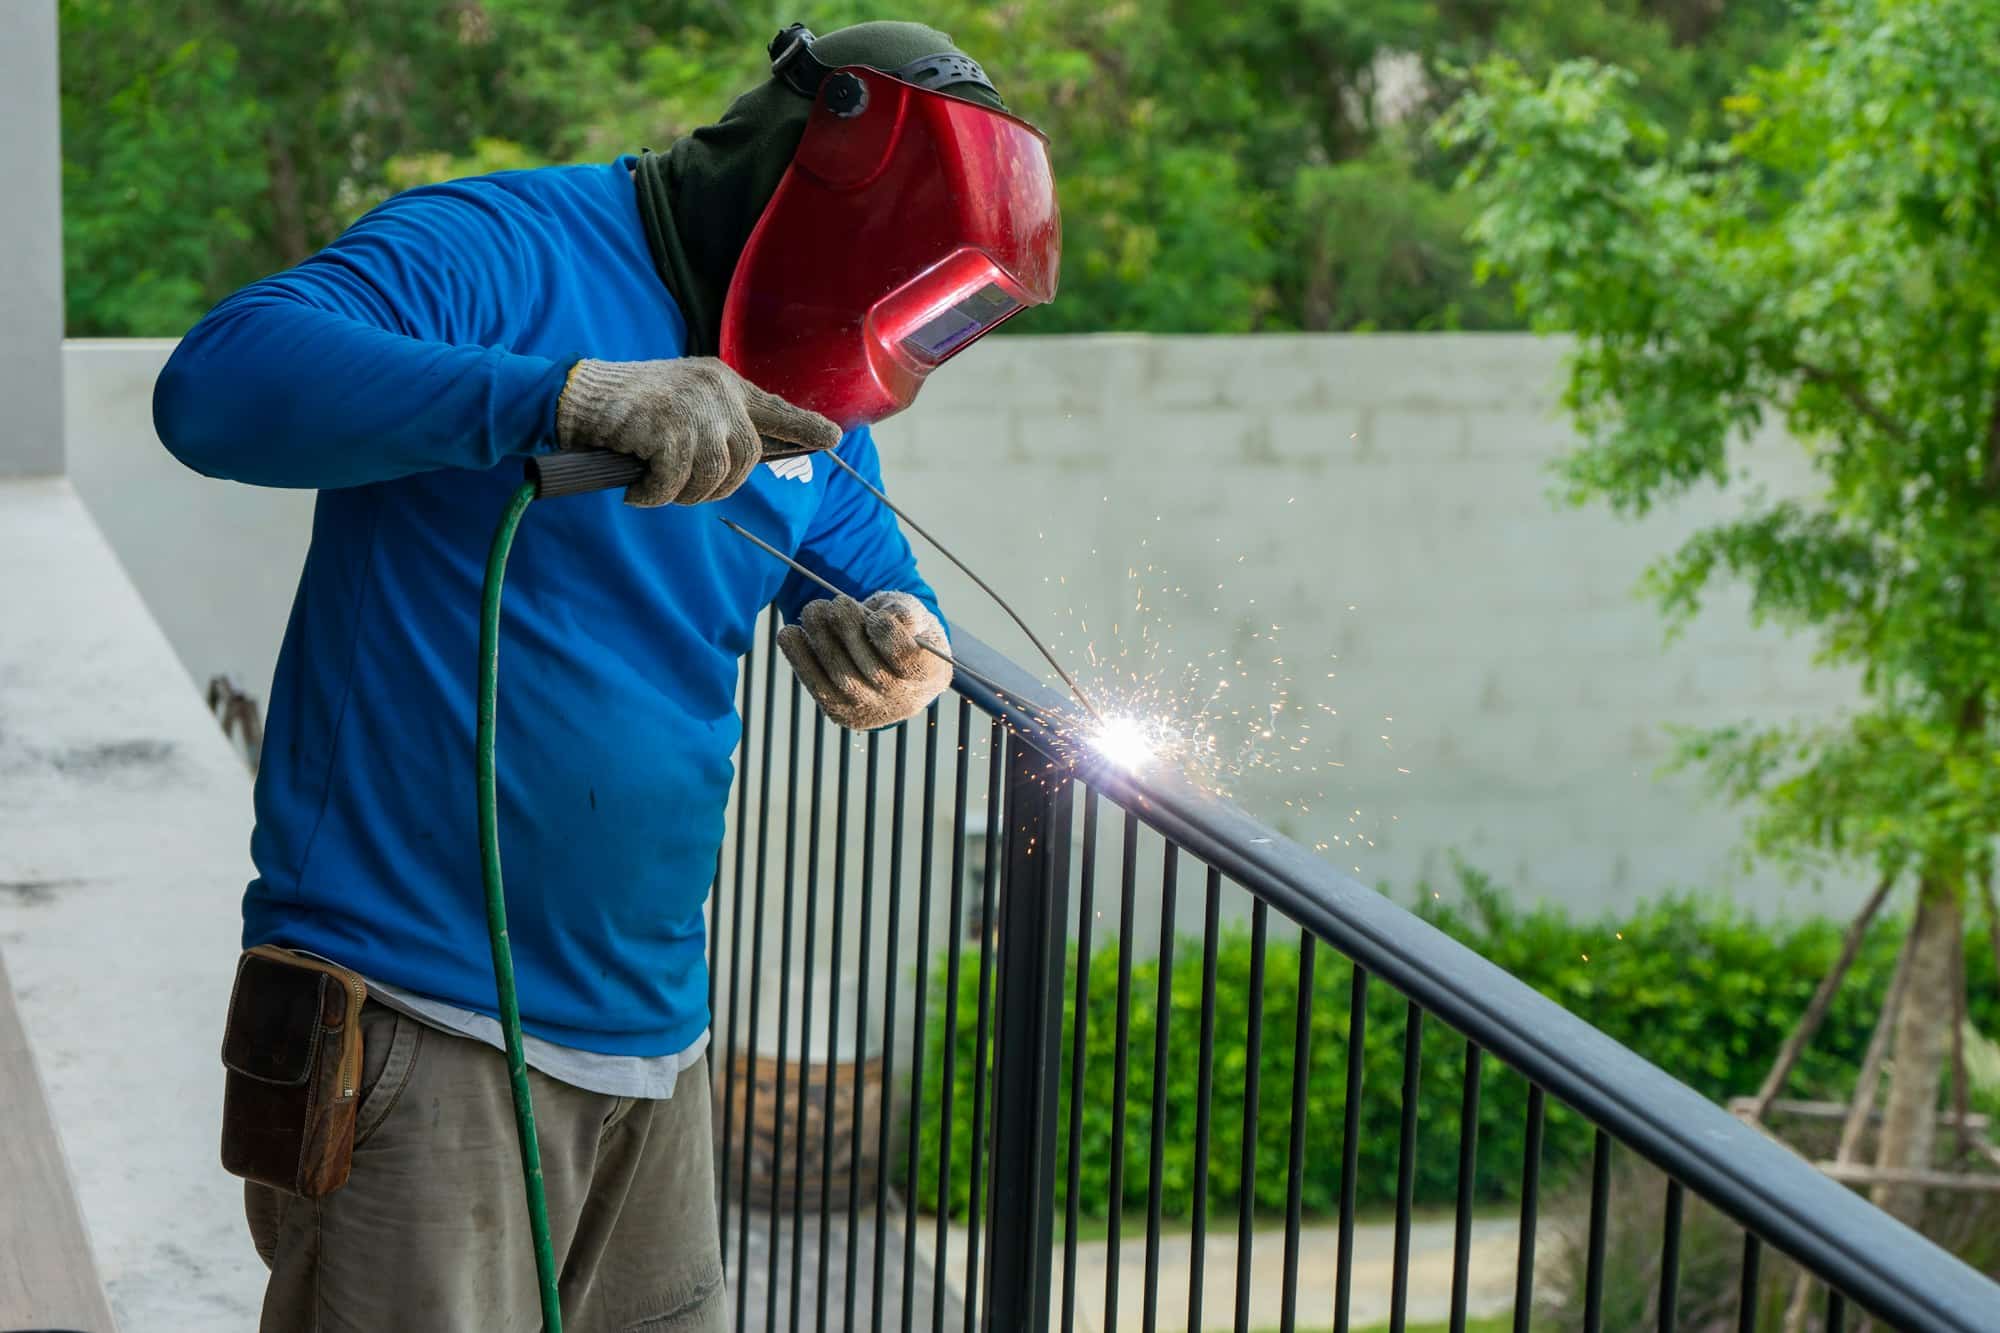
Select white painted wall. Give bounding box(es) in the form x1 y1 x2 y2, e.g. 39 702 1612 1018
872 333 1866 918
64 340 316 711
64 334 1864 919
0 0 65 477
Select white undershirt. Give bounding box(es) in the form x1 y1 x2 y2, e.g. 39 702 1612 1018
364 975 708 1100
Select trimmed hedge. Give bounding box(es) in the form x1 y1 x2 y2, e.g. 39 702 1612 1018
914 866 2000 1222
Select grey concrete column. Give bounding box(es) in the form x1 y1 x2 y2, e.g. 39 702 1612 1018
0 0 66 477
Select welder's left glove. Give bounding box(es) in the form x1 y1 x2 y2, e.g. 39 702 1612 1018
778 591 952 731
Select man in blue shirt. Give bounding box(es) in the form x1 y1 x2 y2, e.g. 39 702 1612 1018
155 20 1030 1331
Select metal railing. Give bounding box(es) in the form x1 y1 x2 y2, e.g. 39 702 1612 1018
707 615 2000 1333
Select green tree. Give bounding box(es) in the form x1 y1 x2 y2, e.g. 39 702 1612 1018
58 1 268 334
1440 0 2000 1225
59 0 1798 336
57 0 760 334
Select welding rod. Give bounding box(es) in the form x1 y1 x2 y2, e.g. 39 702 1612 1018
717 517 1075 730
529 442 1106 725
811 449 1106 725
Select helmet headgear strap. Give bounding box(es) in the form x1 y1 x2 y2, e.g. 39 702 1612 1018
768 22 999 101
768 24 834 97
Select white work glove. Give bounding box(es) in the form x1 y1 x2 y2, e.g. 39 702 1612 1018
778 591 953 731
556 357 842 507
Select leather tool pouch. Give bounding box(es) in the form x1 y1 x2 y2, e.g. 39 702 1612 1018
219 945 367 1197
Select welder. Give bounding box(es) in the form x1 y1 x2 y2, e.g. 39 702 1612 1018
152 20 1058 1332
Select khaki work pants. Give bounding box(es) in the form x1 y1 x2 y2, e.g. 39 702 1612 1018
246 1001 726 1332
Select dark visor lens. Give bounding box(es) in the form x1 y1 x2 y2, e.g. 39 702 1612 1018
901 282 1022 362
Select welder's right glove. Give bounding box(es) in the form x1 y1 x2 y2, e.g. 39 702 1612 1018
778 591 954 731
556 357 842 506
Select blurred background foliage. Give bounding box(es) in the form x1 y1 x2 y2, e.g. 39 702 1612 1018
59 0 1798 337
917 862 2000 1224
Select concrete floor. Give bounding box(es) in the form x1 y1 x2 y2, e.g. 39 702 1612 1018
721 1200 1526 1333
0 479 267 1330
1046 1215 1522 1333
725 1200 965 1333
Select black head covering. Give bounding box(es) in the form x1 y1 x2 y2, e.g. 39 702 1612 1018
633 21 1003 355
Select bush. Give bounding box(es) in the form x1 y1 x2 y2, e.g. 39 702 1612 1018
913 865 2000 1223
1537 1148 2000 1326
1537 1156 1803 1330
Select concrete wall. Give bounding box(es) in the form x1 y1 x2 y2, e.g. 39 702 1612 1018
64 334 1865 920
65 340 315 709
0 0 66 476
869 334 1868 918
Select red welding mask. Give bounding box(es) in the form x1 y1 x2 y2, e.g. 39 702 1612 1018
720 25 1061 430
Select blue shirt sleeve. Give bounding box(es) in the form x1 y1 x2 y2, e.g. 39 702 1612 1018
777 427 947 635
153 180 574 489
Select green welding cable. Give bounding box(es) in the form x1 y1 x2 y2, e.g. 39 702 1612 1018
478 480 564 1332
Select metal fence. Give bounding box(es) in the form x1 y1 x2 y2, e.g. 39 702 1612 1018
707 615 2000 1333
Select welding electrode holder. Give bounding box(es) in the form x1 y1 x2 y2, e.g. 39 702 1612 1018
528 440 819 499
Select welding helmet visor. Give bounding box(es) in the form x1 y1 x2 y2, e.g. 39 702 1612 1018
720 26 1060 429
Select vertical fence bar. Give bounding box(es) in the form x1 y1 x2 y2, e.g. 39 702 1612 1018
1390 1002 1425 1333
1582 1128 1611 1333
1061 792 1102 1333
843 730 882 1333
720 643 758 1261
1333 961 1365 1333
962 722 1006 1333
871 723 910 1333
1280 937 1317 1333
1186 866 1222 1333
1142 844 1180 1333
814 729 853 1333
1233 900 1270 1333
788 710 826 1333
933 700 973 1333
1823 1290 1844 1333
1102 811 1141 1333
1450 1041 1483 1333
708 843 723 1079
1738 1234 1762 1333
902 705 940 1333
765 677 804 1333
1513 1085 1545 1333
1660 1179 1684 1333
736 619 781 1333
980 736 1075 1333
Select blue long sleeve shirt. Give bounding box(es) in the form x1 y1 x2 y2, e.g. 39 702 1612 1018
155 157 940 1057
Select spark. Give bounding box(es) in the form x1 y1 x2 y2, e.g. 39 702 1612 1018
964 538 1411 854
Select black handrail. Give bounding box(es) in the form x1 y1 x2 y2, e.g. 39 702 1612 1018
943 627 2000 1333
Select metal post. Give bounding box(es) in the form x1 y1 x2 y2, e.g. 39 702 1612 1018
980 737 1073 1333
